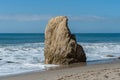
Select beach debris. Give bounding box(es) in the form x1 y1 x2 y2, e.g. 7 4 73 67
44 16 86 65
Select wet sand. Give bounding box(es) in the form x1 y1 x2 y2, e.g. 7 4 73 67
0 60 120 80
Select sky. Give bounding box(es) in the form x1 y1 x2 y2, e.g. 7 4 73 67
0 0 120 33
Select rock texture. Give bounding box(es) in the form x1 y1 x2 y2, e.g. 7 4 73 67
44 16 86 65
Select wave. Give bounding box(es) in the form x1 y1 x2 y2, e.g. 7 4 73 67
80 42 120 61
0 43 59 76
0 42 120 76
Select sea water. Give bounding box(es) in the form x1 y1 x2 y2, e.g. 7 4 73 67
0 33 120 76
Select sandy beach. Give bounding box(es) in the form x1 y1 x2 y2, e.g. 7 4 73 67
0 60 120 80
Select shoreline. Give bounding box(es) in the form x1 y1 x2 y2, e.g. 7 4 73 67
0 59 120 80
0 58 118 77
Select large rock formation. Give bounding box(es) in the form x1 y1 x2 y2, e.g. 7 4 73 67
44 16 86 65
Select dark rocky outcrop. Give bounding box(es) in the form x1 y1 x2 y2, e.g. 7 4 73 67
44 16 86 65
118 57 120 59
106 55 115 57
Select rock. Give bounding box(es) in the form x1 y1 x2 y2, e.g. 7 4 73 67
106 55 114 57
6 61 15 63
118 57 120 59
44 16 86 65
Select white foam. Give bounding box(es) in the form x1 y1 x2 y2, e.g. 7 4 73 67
0 42 120 76
0 43 50 76
80 42 120 61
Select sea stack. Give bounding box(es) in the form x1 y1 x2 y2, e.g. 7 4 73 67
44 16 86 65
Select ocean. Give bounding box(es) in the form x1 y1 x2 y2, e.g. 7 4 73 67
0 33 120 76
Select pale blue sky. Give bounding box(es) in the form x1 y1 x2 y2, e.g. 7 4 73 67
0 0 120 33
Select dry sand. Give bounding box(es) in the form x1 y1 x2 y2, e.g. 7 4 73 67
0 61 120 80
